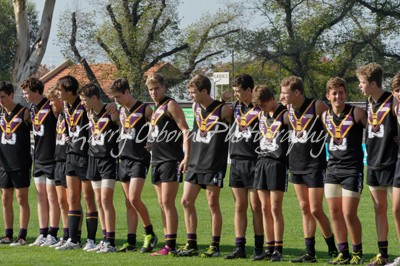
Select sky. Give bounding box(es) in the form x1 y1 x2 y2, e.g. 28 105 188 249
32 0 234 67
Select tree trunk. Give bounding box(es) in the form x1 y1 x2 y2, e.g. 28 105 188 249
13 0 56 104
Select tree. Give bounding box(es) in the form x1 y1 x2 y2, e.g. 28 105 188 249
13 0 56 103
57 0 240 99
0 0 39 81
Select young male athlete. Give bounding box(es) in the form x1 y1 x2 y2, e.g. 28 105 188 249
146 74 190 256
322 77 367 264
177 74 232 258
388 72 400 266
46 87 70 248
357 64 398 266
21 77 60 247
252 85 289 262
77 83 119 253
55 76 98 251
222 74 264 260
109 78 157 253
0 81 31 246
280 76 338 263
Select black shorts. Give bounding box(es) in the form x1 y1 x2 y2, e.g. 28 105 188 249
254 158 288 192
151 161 181 184
325 169 364 193
66 153 89 181
291 170 325 188
229 159 256 188
54 161 67 188
86 156 118 181
119 158 150 182
185 170 225 189
394 161 400 188
367 164 395 187
0 168 31 189
33 161 55 180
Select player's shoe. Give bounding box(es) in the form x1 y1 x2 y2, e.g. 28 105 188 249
271 250 284 262
173 243 199 257
140 234 158 253
97 241 116 253
225 247 246 259
290 254 317 263
367 254 390 266
55 238 80 250
10 238 27 246
386 257 400 266
328 252 351 265
49 238 66 248
150 245 174 256
117 243 136 252
86 240 104 252
252 248 266 261
41 235 58 247
350 252 364 265
201 245 220 258
0 237 12 244
29 234 46 246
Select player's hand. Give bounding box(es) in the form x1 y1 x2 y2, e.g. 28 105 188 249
221 90 233 102
179 158 188 173
105 102 118 114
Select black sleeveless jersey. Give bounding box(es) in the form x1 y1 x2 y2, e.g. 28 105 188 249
150 97 184 164
287 98 327 173
396 103 400 159
366 91 397 170
64 98 89 156
55 112 67 162
258 104 288 162
324 104 364 172
88 105 119 158
188 100 229 173
30 98 57 164
0 104 32 171
119 100 151 161
229 101 260 160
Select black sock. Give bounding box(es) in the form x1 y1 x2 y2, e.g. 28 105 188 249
212 236 220 250
49 227 59 238
166 234 177 250
267 241 275 254
18 228 27 240
325 235 338 252
338 242 350 257
254 235 264 250
86 212 98 241
275 240 283 254
107 232 115 246
378 241 388 258
305 237 316 257
68 210 81 243
5 228 13 239
144 224 155 236
63 228 69 240
187 233 197 249
127 233 136 246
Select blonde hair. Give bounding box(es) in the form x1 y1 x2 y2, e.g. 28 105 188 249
326 77 346 93
391 72 400 91
45 86 58 99
356 63 383 88
145 73 165 88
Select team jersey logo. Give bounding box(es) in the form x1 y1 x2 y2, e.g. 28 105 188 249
233 104 260 141
151 99 169 140
259 110 285 152
194 103 222 144
56 115 66 146
89 109 110 146
0 107 25 145
288 100 315 143
64 101 85 138
120 104 145 140
30 99 51 137
325 107 354 151
367 94 392 139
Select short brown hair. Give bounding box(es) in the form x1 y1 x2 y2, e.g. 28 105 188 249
110 78 130 94
356 63 383 88
146 73 165 88
252 85 275 106
77 83 100 99
326 77 347 93
188 74 211 94
391 72 400 92
45 86 58 99
21 77 44 95
280 76 304 94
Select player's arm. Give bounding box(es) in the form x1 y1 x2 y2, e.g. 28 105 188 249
282 110 290 126
144 105 153 123
315 99 329 118
110 106 120 126
168 100 191 173
105 102 118 115
354 106 367 128
321 110 327 130
23 107 31 126
221 103 233 124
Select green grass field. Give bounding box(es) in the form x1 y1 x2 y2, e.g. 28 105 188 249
0 167 399 265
